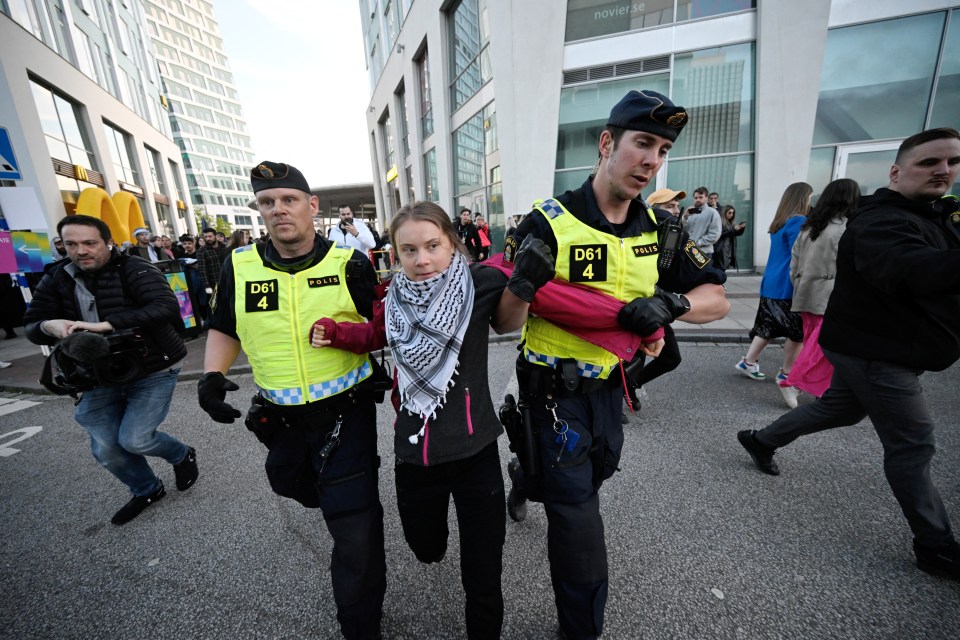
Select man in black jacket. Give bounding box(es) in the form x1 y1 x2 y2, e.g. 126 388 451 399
24 215 198 526
738 127 960 581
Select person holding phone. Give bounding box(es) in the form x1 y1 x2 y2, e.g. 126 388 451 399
328 204 376 257
714 205 747 270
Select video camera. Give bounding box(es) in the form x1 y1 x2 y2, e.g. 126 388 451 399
41 329 150 396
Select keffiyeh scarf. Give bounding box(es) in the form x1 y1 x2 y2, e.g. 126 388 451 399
386 252 474 420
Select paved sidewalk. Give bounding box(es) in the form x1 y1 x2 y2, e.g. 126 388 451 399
0 274 762 395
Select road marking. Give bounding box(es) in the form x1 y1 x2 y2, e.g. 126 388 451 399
0 398 42 416
0 426 43 457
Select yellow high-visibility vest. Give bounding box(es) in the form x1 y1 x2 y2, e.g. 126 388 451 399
523 197 659 379
232 244 371 405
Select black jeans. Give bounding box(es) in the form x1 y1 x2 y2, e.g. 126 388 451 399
756 348 954 547
266 401 386 640
513 384 622 640
395 441 505 640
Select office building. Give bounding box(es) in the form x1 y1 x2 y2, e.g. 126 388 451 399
143 0 262 237
360 0 959 268
0 0 191 238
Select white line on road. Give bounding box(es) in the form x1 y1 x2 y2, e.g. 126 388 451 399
0 398 42 417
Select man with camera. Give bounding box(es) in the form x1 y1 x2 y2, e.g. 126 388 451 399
198 162 385 640
24 215 198 526
328 204 376 258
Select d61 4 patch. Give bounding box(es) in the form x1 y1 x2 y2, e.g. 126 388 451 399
245 279 279 312
569 244 607 282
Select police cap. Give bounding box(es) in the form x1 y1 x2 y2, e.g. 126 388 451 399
250 161 311 195
607 90 688 142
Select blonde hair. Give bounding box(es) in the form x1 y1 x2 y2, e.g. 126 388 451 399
389 201 469 257
768 182 813 234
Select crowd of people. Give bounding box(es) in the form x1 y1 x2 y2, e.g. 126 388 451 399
15 80 960 640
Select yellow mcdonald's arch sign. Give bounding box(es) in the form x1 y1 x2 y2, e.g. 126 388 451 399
75 187 147 243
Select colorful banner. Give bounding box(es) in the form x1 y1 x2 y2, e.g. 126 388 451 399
0 232 17 273
8 231 53 273
165 271 197 329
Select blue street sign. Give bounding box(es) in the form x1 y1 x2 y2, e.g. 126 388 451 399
0 128 23 181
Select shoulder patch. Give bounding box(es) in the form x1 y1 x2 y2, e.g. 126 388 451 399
504 235 518 264
684 240 709 269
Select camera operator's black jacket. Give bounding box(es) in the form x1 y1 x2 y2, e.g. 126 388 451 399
24 251 187 376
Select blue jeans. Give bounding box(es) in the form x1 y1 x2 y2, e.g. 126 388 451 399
75 367 188 497
756 349 954 547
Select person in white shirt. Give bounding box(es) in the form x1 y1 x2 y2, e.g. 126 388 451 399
328 204 376 256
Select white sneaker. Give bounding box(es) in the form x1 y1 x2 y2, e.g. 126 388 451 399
778 379 799 409
0 361 11 369
735 358 765 381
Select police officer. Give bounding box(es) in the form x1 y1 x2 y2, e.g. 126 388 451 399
197 162 385 640
496 91 728 639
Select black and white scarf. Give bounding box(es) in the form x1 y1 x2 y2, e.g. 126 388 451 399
386 252 474 421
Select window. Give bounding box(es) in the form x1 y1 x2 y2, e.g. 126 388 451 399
566 0 674 40
667 153 755 267
453 102 502 234
556 74 670 172
29 81 97 169
397 85 410 157
670 42 754 158
381 111 395 178
417 48 434 137
424 148 439 202
103 121 140 185
449 0 491 110
9 0 43 39
144 146 166 193
564 0 754 42
813 12 945 145
929 10 960 130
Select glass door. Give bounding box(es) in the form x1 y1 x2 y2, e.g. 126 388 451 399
834 141 900 196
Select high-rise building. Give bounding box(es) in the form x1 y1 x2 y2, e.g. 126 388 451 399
0 0 192 238
360 0 960 269
142 0 262 237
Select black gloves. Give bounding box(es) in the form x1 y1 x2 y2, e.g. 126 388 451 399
508 235 556 303
198 371 242 424
618 287 691 336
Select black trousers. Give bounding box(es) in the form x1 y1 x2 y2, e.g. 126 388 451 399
756 348 954 548
513 384 623 640
395 441 506 640
266 401 386 640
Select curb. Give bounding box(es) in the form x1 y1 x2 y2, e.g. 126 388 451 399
1 331 758 396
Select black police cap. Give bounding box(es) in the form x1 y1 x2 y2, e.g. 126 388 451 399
606 90 688 142
250 161 311 195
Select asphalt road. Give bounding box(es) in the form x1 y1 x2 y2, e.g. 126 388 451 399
1 342 958 639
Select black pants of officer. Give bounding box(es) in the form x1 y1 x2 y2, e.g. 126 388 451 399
395 441 506 639
513 384 623 640
264 400 386 640
755 348 954 548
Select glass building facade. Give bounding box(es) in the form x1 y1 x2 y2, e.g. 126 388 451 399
144 0 260 235
362 1 960 269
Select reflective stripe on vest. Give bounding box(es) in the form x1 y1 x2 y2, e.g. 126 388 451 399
232 245 371 405
523 197 660 379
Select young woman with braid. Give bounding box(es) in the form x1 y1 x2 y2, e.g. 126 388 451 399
784 178 859 398
308 201 553 639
